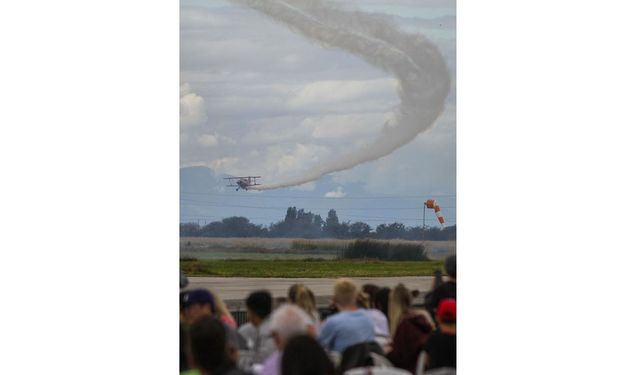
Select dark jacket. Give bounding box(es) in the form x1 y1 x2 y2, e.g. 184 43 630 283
387 312 432 373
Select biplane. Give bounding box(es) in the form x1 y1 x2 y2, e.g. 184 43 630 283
224 176 261 191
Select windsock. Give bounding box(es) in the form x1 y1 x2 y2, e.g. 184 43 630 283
425 199 445 225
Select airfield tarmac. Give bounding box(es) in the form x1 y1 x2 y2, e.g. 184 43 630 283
187 276 434 310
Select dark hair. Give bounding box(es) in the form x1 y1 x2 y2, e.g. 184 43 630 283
373 287 391 318
246 290 272 319
361 284 379 304
281 335 336 375
444 255 456 279
189 316 230 373
180 322 191 372
433 270 443 289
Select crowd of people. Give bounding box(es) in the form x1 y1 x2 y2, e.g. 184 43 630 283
180 255 456 375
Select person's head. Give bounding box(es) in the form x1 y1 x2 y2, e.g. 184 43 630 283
444 254 456 280
281 335 336 375
189 316 231 374
373 287 391 317
388 283 413 336
288 283 317 318
245 290 272 326
356 290 370 309
361 284 379 306
436 298 456 328
270 303 315 350
182 289 215 324
333 278 358 310
432 269 443 290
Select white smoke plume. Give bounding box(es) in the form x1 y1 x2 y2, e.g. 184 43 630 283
230 0 450 190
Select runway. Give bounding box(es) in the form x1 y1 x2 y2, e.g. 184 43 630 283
185 276 434 310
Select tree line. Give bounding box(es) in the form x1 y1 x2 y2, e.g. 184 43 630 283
180 207 456 241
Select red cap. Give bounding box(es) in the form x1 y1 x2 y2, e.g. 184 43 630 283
437 298 456 323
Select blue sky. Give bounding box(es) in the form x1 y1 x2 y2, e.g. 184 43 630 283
180 0 456 227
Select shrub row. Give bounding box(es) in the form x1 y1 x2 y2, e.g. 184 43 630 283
340 240 427 261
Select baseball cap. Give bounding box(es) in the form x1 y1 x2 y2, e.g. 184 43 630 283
182 289 215 310
437 298 456 323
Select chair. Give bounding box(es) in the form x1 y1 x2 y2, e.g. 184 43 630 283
344 367 413 375
370 353 393 368
425 368 455 375
415 350 427 375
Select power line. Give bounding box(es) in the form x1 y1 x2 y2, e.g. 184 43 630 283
180 214 455 223
180 199 456 211
181 191 456 199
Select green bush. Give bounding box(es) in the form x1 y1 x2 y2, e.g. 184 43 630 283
341 240 427 261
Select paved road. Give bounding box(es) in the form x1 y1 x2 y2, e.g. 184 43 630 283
186 276 434 310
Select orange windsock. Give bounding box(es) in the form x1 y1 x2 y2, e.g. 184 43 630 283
424 199 445 226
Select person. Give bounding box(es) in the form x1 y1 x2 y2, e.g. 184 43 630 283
238 290 276 364
288 283 321 329
274 296 288 309
261 304 316 375
212 291 238 329
423 270 443 311
182 288 216 324
423 299 456 371
386 284 432 373
373 287 391 319
318 278 375 353
359 285 390 339
189 315 250 375
425 255 456 314
281 335 336 375
180 322 196 374
180 271 189 289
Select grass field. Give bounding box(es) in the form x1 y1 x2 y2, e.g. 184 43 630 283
180 237 455 260
180 259 444 278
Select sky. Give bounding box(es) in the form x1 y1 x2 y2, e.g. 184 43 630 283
180 0 456 227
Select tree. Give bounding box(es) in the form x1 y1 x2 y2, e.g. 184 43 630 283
375 222 406 239
323 209 340 237
349 222 371 238
180 222 201 237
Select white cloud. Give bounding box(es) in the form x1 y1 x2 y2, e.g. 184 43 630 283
270 143 331 176
198 134 218 147
325 186 347 198
209 157 239 173
180 83 207 127
288 79 397 109
291 181 317 191
301 112 391 139
180 0 455 201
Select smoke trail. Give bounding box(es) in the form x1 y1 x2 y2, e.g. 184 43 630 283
231 0 450 190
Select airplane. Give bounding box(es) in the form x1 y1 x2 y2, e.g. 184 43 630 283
224 176 261 191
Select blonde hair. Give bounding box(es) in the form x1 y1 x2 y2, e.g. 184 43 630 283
356 290 370 309
288 283 318 320
333 278 358 307
212 291 232 319
388 284 412 337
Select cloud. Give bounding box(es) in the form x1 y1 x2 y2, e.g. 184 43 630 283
302 112 391 139
198 134 218 147
180 0 455 199
291 181 317 191
325 186 347 198
180 83 207 128
288 79 397 110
